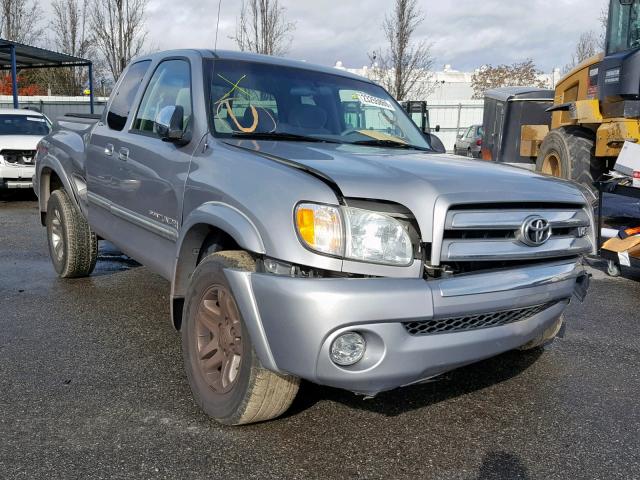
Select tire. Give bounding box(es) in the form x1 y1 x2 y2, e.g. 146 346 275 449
606 260 621 277
46 189 98 278
535 126 604 189
182 250 299 425
467 148 473 158
518 315 564 351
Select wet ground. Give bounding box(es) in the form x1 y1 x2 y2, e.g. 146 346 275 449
1 192 639 479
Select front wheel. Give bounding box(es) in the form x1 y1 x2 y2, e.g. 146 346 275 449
182 251 299 425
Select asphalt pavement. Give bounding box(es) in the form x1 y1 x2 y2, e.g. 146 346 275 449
1 191 639 480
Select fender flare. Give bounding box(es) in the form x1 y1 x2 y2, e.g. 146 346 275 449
38 156 82 218
170 202 276 368
171 201 266 301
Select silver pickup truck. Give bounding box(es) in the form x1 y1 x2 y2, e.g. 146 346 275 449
34 50 594 425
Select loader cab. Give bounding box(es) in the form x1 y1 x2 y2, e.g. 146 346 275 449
598 0 640 104
401 101 440 134
482 87 554 169
401 100 446 153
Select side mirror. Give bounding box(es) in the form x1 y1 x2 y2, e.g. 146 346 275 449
154 105 188 144
456 134 463 139
425 133 446 153
435 125 441 133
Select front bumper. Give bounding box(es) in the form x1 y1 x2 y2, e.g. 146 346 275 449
225 259 587 395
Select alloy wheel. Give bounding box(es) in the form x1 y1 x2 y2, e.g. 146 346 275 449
194 285 243 394
50 207 64 262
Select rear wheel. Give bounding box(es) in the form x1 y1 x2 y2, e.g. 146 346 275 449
46 189 97 278
535 126 604 189
182 251 299 425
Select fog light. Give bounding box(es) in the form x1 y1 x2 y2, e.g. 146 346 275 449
330 332 366 366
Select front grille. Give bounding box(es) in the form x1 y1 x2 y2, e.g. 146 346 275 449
1 149 36 165
403 302 558 336
435 205 593 266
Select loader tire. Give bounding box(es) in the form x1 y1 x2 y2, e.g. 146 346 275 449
535 126 604 190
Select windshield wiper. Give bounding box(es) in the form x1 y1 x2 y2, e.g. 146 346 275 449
350 139 430 151
230 132 341 144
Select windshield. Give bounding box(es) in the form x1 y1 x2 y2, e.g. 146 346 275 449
607 0 640 55
209 60 431 150
0 114 50 136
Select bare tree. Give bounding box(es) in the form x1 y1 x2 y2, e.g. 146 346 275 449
471 60 548 100
0 0 43 44
598 1 608 50
564 31 599 73
41 0 94 94
367 0 434 101
233 0 295 56
90 0 148 81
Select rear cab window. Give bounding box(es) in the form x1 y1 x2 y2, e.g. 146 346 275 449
106 60 151 131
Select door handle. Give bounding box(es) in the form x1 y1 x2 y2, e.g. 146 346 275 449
105 143 114 156
118 147 129 162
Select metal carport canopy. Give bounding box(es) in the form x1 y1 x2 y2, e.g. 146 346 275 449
0 38 94 113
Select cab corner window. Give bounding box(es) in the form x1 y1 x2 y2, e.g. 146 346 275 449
106 60 151 131
132 59 192 137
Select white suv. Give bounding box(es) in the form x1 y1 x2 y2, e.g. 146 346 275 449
0 109 51 189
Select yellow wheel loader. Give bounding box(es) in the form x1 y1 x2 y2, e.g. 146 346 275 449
495 0 640 187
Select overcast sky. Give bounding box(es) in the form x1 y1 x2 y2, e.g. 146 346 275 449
144 0 605 73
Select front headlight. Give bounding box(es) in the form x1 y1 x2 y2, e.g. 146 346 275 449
344 207 413 265
295 202 414 266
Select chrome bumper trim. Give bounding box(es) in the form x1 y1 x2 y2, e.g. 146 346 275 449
438 260 581 297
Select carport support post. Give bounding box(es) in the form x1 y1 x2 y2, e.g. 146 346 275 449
10 45 18 109
88 62 95 114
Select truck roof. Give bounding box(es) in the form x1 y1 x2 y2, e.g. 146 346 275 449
485 87 554 102
134 49 374 84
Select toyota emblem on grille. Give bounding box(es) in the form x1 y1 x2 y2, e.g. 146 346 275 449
518 215 551 247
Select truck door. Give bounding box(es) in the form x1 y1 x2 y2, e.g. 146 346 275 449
86 60 151 238
110 58 197 277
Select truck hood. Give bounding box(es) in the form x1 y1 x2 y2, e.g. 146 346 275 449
225 139 587 241
0 135 44 151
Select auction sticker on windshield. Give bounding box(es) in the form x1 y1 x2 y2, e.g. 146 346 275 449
353 92 394 111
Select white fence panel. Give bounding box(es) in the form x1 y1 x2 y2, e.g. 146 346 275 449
428 101 484 152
